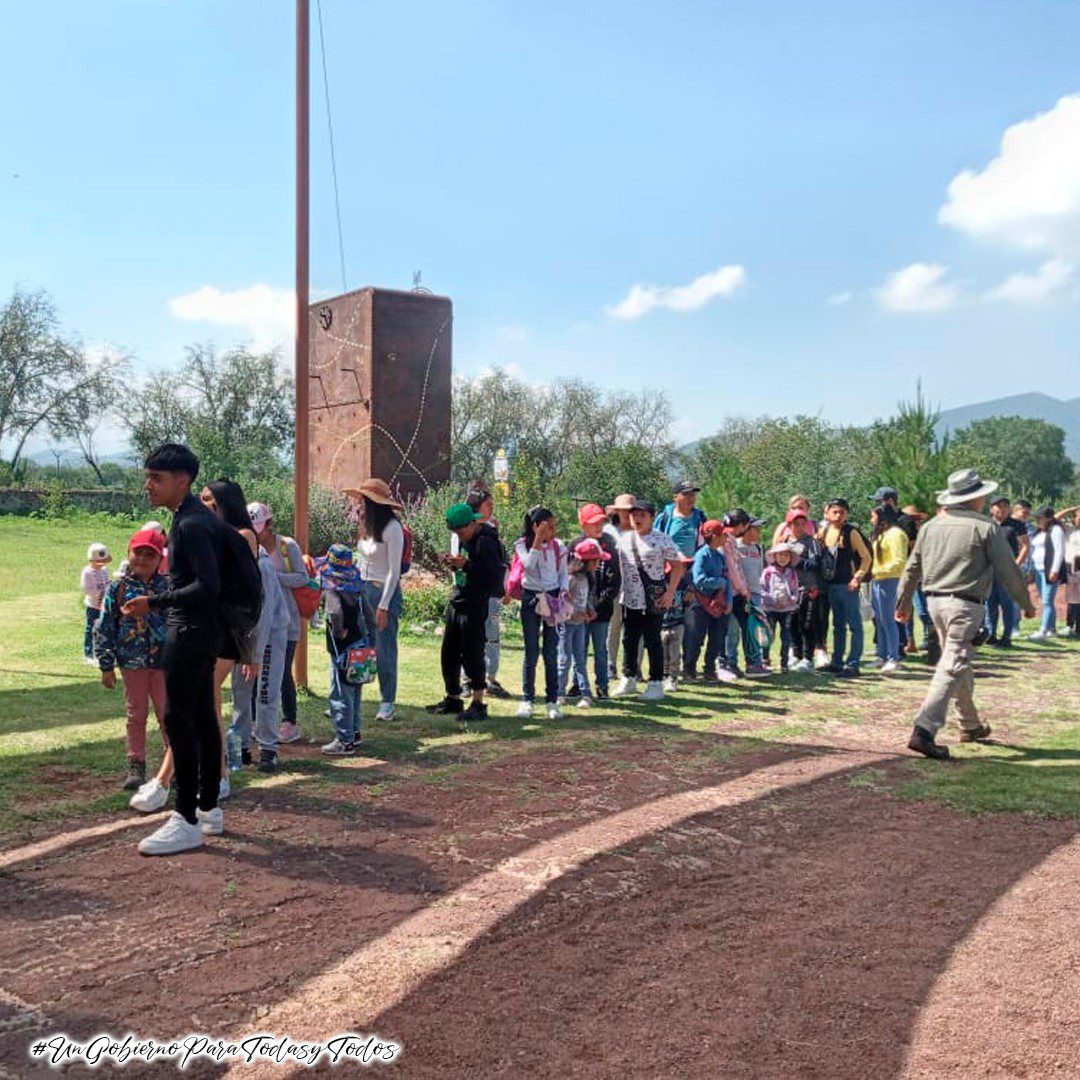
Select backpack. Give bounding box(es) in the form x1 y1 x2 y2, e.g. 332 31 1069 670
219 528 263 635
278 537 322 619
819 523 870 583
506 551 525 601
655 504 707 550
399 519 413 575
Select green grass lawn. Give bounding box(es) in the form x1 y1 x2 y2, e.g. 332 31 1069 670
1 515 1078 841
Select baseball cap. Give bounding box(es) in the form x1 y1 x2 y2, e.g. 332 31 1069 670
748 516 766 528
723 508 751 528
446 502 483 530
86 542 112 564
247 502 272 532
673 479 700 495
826 498 850 511
574 538 611 562
128 529 166 557
989 495 1010 507
702 518 725 538
1035 505 1056 521
630 498 656 515
869 486 899 503
785 508 809 524
578 502 607 527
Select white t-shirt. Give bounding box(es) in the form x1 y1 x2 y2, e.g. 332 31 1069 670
617 529 680 612
357 517 404 610
81 565 110 609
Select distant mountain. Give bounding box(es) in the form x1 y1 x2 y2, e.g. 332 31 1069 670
936 393 1080 461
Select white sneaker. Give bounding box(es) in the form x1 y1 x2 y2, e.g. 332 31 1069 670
813 650 829 669
611 676 638 698
880 660 900 674
1056 627 1074 637
547 703 563 720
796 659 814 673
375 703 396 721
662 676 678 693
556 696 567 707
576 696 593 709
218 776 230 801
196 806 223 835
640 681 665 701
138 812 203 856
321 737 356 756
130 778 169 813
278 721 302 743
715 665 738 684
1028 630 1049 642
516 700 534 719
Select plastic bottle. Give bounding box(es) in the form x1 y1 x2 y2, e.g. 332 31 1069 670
226 729 243 772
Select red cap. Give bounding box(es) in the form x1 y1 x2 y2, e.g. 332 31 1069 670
785 508 809 524
578 502 607 527
702 518 725 538
129 528 166 556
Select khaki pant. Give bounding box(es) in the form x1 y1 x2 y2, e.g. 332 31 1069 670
915 596 983 737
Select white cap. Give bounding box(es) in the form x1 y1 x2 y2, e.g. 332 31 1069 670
247 502 272 532
87 542 112 563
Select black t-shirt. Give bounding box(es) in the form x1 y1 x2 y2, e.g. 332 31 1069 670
997 517 1025 556
895 512 919 544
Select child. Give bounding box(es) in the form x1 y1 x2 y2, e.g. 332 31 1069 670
761 543 800 672
660 558 690 692
558 538 610 708
93 529 168 791
786 510 827 671
684 520 735 682
319 544 371 753
730 517 767 675
81 542 112 662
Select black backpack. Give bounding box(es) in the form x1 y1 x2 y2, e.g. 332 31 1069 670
218 528 263 637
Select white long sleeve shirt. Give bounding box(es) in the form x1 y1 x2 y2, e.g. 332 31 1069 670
1032 524 1065 577
514 538 569 593
357 517 404 610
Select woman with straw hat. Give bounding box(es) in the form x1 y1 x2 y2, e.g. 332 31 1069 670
343 478 406 722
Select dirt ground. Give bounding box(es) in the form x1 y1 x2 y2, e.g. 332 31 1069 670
2 727 1079 1078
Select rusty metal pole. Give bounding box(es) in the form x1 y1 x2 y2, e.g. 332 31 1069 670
294 0 310 689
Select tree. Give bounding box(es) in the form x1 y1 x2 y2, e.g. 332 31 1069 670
0 289 126 477
868 384 951 513
948 416 1075 503
559 443 670 508
125 344 294 482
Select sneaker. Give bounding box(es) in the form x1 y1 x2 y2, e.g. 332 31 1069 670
903 641 918 656
813 650 830 669
324 708 332 718
985 635 999 646
123 759 146 792
138 812 203 856
595 686 609 700
516 700 534 719
908 726 949 760
460 701 489 722
218 776 231 801
745 664 770 677
353 730 361 744
196 806 224 835
840 665 861 678
999 637 1013 649
796 659 814 673
1028 630 1049 642
640 681 665 701
959 723 992 743
822 662 845 675
486 678 511 699
864 657 884 668
241 746 252 766
715 665 739 684
547 703 563 720
1056 627 1074 638
662 676 678 693
258 749 278 773
375 703 396 722
278 721 302 743
321 737 357 756
425 696 464 715
556 696 567 707
611 676 639 698
682 666 698 682
566 686 581 700
130 778 169 814
576 696 594 709
880 660 900 674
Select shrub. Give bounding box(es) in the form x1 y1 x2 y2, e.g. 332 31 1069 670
248 479 357 556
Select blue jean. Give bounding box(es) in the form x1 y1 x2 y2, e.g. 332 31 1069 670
587 620 610 694
558 622 592 698
1036 570 1059 633
362 581 402 704
871 578 900 662
485 597 502 679
726 595 761 668
521 590 559 703
684 604 730 675
84 607 99 658
828 583 863 668
328 658 362 743
985 577 1017 641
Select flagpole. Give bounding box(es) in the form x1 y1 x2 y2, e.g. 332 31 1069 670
294 0 311 688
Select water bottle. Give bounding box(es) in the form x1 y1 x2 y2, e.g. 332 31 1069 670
226 729 243 772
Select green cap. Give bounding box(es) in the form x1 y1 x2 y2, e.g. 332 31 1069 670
446 503 482 529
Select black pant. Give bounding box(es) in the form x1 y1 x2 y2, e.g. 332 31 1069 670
1068 603 1080 633
769 611 794 667
623 606 663 682
281 638 298 723
163 625 221 822
441 603 487 697
792 591 828 660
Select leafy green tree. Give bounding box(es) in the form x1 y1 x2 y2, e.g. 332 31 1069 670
558 443 669 508
868 385 951 513
947 416 1075 503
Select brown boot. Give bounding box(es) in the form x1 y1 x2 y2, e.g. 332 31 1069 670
959 723 992 743
908 726 950 760
123 759 147 791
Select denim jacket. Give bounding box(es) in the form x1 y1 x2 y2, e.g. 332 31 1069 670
94 573 169 671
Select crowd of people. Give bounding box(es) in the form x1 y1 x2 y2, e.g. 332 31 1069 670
79 442 1079 855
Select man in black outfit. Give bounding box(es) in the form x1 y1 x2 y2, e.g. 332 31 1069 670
123 444 228 856
426 502 507 722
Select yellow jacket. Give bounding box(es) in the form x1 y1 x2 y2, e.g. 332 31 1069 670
872 526 909 580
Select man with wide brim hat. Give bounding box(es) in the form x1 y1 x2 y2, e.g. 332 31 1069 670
342 478 403 511
897 468 1035 760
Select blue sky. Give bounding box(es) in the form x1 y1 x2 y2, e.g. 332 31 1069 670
4 0 1080 453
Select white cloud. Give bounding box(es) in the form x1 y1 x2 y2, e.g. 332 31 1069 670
827 291 852 306
606 264 746 320
877 263 959 313
938 94 1080 254
168 284 294 352
982 258 1073 303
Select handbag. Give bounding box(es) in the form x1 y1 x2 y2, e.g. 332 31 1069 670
694 588 730 618
330 635 378 686
280 538 322 618
630 533 669 614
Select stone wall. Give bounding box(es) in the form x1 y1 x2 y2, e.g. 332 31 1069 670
0 488 144 516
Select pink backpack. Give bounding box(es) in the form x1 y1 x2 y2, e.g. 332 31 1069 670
505 551 525 601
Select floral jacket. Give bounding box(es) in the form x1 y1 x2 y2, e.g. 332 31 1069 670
93 573 169 671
